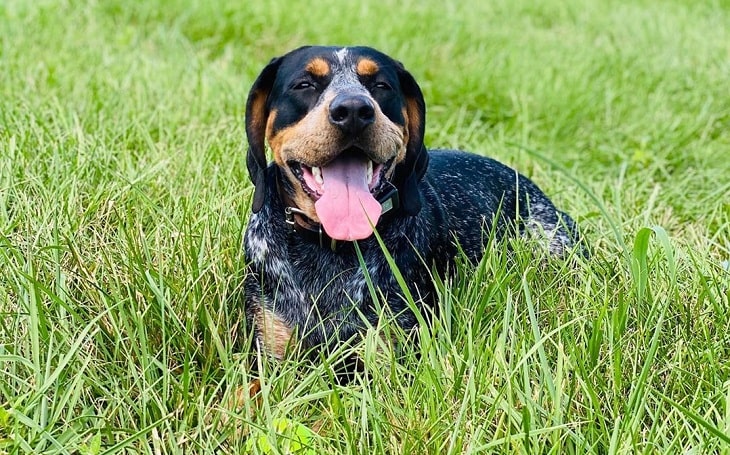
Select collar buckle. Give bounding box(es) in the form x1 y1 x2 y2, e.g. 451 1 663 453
284 206 308 228
285 206 334 250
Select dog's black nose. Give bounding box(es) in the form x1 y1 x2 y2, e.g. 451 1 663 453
328 94 375 136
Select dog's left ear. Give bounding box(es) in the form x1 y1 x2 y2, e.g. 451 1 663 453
394 64 429 216
246 57 283 213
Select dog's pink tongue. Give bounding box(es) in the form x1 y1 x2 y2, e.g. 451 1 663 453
315 156 381 241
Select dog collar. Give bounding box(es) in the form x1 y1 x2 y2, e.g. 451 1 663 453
283 182 400 251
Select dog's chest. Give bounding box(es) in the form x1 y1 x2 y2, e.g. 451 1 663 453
244 213 383 310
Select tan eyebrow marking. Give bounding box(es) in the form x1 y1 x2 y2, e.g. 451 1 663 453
306 57 330 77
356 58 379 76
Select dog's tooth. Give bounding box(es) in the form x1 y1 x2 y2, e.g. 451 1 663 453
367 160 373 183
312 166 324 185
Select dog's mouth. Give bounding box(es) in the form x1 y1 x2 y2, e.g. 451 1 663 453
287 148 394 241
290 152 391 199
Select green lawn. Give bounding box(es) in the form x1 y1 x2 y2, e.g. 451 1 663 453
1 0 729 453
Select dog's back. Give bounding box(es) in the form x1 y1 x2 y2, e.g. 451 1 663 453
424 149 579 259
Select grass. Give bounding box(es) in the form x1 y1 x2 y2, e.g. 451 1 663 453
1 0 729 452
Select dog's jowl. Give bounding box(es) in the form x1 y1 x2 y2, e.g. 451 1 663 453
243 46 580 363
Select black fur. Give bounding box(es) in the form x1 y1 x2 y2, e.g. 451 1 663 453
243 46 580 360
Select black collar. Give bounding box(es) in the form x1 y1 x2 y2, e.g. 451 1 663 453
279 178 400 251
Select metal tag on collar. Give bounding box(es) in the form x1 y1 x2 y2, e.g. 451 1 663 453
316 223 337 251
326 234 337 251
378 182 400 214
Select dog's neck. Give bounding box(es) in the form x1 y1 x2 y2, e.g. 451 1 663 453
274 168 400 251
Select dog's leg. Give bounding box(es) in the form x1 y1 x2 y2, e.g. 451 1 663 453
254 307 295 359
224 294 296 422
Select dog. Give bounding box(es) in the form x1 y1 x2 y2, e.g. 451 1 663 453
243 45 580 366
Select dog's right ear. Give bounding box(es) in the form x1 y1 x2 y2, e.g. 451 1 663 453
246 57 283 213
393 63 428 216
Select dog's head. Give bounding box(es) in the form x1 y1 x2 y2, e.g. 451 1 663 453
245 46 428 241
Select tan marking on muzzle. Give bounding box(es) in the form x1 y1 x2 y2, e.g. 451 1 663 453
267 92 339 167
268 92 405 166
266 91 408 218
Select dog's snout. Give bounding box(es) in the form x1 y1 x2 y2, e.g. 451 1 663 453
328 94 375 136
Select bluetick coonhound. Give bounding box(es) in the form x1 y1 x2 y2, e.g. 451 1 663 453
243 46 580 364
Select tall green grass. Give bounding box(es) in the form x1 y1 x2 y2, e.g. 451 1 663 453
1 0 729 453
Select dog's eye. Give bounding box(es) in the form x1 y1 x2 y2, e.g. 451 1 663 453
292 81 316 91
373 81 391 90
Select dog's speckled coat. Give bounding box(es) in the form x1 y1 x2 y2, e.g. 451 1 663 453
243 46 579 360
